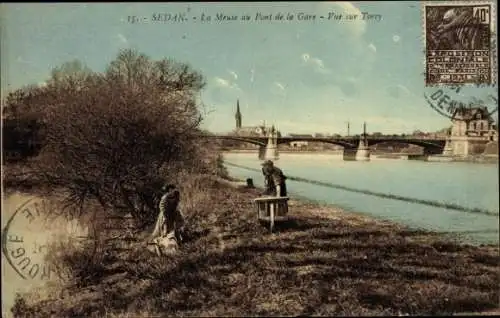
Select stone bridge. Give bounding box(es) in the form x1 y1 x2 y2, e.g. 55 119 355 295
203 134 447 161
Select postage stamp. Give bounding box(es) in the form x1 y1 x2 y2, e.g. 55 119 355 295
423 1 497 86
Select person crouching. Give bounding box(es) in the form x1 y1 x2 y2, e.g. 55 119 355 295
150 184 186 256
159 184 186 244
261 160 287 197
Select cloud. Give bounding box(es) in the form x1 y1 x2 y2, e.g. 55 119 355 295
301 53 363 95
302 53 330 74
311 57 325 69
214 77 231 87
321 2 366 37
213 76 241 91
368 43 377 53
207 77 242 104
228 70 238 80
270 81 287 96
392 35 401 43
117 33 128 44
335 2 363 16
274 82 285 91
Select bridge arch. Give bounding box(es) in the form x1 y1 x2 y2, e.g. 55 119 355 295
206 135 267 147
367 139 446 154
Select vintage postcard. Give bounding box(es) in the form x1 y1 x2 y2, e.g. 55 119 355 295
1 2 498 317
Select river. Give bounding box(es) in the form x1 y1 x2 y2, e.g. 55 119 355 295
223 152 499 245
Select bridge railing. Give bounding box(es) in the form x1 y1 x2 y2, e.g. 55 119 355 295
202 134 447 141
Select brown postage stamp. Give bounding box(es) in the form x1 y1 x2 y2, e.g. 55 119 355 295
423 1 497 85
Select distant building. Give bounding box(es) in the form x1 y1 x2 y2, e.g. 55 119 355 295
314 133 328 138
444 105 498 156
431 127 452 138
450 106 497 141
289 141 309 148
231 99 281 144
287 133 313 148
411 130 429 137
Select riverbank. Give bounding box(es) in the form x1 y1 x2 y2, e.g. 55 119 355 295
373 154 498 164
8 177 500 317
224 149 344 154
221 150 499 164
450 155 499 164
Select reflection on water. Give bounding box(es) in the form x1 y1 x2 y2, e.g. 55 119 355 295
224 152 499 245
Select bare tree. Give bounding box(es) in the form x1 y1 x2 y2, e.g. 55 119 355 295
5 49 214 225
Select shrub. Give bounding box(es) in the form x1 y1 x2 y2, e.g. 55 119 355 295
2 49 224 225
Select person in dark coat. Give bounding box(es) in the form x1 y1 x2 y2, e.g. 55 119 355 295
261 160 287 197
158 184 185 243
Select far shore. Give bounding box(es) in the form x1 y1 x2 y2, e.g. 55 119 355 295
223 149 344 154
222 149 499 164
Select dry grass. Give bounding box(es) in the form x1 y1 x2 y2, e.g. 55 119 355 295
11 182 500 317
2 158 45 194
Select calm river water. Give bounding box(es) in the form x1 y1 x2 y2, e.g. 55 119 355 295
223 152 499 245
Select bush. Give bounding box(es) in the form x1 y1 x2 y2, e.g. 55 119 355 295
5 49 232 317
2 49 225 225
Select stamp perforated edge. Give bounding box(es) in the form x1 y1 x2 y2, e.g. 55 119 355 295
421 0 498 87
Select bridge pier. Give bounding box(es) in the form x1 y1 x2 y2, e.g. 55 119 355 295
342 146 371 161
258 145 266 160
264 130 279 161
342 148 357 161
441 136 492 156
442 137 453 156
355 138 370 161
344 122 370 161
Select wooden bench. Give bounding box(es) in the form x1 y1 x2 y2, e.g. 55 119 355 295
253 196 289 232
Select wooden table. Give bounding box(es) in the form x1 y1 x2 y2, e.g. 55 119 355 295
253 196 289 232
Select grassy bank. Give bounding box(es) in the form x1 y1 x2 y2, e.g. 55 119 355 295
451 155 499 164
11 176 500 317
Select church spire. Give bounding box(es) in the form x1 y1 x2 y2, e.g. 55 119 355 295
235 99 242 129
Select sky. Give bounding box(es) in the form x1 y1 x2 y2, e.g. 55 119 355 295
1 2 498 135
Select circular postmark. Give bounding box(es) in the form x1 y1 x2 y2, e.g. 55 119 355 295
424 85 498 120
1 198 95 281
